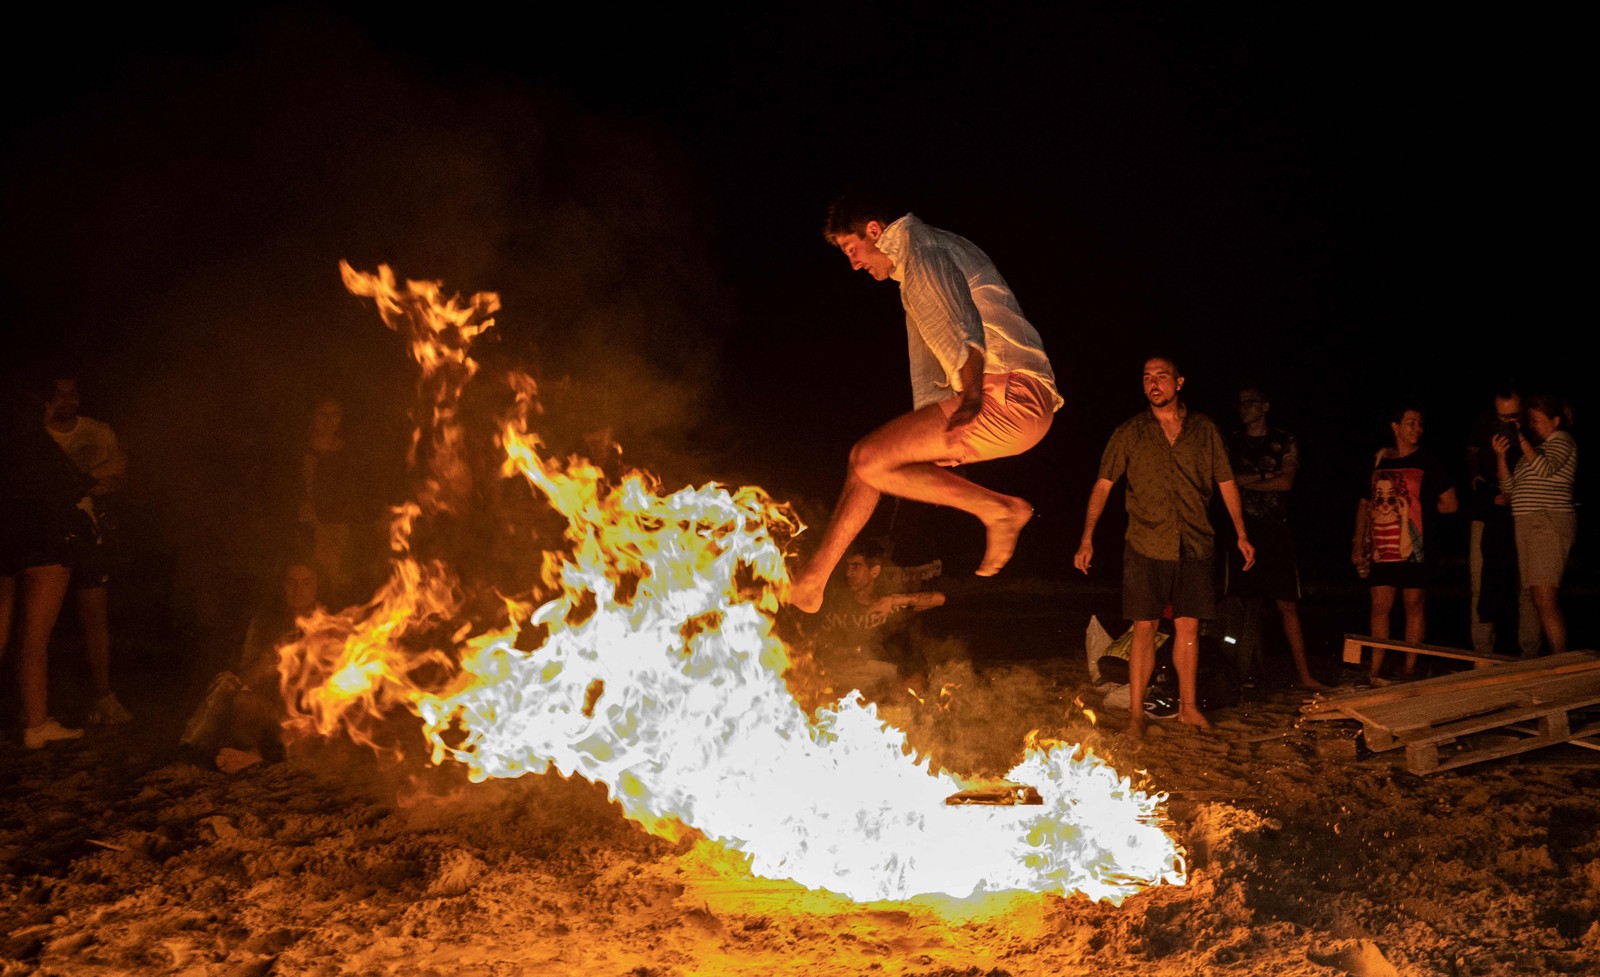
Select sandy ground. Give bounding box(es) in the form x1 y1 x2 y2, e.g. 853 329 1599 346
5 597 1600 977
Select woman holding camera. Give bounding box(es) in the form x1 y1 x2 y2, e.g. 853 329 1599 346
1493 394 1577 655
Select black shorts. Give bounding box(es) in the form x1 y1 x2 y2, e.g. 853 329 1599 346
1227 521 1300 603
1367 560 1430 589
1123 543 1218 621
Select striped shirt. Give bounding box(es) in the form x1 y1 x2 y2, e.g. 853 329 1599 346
875 214 1061 412
1502 429 1577 514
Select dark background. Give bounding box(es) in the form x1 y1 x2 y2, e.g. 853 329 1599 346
3 4 1585 669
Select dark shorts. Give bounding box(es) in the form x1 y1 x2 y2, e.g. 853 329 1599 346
1227 521 1300 603
1367 560 1430 589
70 534 113 589
1123 543 1218 621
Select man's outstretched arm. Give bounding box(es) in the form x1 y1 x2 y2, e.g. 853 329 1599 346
1073 478 1116 573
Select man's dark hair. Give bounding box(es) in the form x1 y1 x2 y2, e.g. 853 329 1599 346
1145 354 1182 378
822 192 905 244
1237 382 1269 403
845 538 888 567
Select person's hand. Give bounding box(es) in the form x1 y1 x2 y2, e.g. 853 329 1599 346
1073 540 1094 574
1237 537 1256 571
1491 433 1511 457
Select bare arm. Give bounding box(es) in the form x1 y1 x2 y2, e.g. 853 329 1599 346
1436 486 1459 515
89 448 128 495
1217 479 1255 570
873 591 946 614
1073 478 1116 573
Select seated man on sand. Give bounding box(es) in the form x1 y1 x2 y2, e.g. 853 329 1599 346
180 561 322 773
804 540 944 705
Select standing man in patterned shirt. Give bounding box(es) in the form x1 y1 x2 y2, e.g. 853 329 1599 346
789 195 1062 613
1074 356 1254 741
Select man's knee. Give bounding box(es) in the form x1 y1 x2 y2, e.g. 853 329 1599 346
847 433 901 484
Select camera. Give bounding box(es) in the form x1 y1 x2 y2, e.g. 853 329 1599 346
1496 420 1520 442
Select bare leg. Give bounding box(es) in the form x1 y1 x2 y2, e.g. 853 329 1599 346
1401 587 1425 675
76 586 113 699
1368 585 1395 681
788 472 881 613
18 565 72 730
1277 600 1328 689
1172 616 1211 729
1125 619 1159 742
1517 585 1542 657
790 404 1033 610
1530 584 1567 655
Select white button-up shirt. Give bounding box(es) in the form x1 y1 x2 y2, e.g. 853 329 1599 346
876 213 1061 412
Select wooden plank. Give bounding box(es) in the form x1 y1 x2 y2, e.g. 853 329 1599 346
1338 634 1519 668
1408 717 1600 774
1507 724 1600 752
1396 677 1600 747
1303 652 1600 716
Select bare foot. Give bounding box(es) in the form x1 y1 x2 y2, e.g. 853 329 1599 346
788 565 826 614
216 748 264 774
1124 717 1145 744
1177 706 1212 730
976 498 1034 577
1298 675 1331 691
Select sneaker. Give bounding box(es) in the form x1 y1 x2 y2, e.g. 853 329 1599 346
88 693 134 725
24 718 84 749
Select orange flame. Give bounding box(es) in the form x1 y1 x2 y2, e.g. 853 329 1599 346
279 264 1186 905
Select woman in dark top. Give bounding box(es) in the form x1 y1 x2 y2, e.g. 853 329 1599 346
1 381 95 748
1351 406 1459 683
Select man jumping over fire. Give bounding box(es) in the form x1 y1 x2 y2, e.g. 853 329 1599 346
788 195 1062 613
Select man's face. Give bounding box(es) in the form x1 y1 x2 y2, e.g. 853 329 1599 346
284 565 319 616
1236 389 1268 425
834 222 895 281
1494 395 1522 426
1142 359 1183 408
48 379 80 422
843 554 878 595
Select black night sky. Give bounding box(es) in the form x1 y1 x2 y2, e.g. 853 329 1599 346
3 5 1584 601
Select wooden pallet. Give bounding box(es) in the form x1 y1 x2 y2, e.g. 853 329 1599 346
1303 650 1600 774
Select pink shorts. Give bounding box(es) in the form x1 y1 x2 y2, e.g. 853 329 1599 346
933 372 1056 466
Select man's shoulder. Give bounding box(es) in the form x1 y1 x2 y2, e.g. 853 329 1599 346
1112 411 1153 435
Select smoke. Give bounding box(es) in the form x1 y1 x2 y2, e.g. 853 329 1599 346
2 11 741 659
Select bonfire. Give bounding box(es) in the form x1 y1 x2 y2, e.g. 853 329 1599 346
275 264 1185 906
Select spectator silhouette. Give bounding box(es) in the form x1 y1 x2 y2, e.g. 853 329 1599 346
2 376 95 748
44 373 133 725
179 558 322 773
